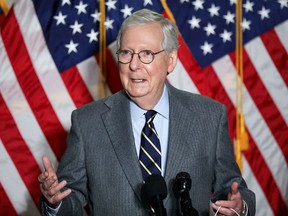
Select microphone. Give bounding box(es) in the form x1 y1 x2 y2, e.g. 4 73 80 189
173 172 199 216
141 174 167 216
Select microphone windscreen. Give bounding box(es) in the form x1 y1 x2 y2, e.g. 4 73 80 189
173 172 192 198
141 174 167 205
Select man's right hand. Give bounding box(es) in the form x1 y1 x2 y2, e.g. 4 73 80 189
38 156 72 208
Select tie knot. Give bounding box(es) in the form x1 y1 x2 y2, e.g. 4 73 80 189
145 110 157 122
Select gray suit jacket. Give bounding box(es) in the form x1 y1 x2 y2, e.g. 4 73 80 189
40 84 255 215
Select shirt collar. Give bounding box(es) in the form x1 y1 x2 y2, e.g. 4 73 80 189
130 84 169 120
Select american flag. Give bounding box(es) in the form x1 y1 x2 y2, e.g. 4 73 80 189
0 0 287 215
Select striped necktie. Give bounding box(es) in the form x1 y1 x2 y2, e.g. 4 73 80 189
139 110 161 180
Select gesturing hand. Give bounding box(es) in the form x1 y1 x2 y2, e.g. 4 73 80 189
38 156 72 208
211 182 244 216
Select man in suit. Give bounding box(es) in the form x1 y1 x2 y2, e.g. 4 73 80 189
38 9 255 216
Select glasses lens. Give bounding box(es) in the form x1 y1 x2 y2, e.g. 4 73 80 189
139 50 154 64
118 50 132 63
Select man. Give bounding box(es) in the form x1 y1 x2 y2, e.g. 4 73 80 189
38 9 255 216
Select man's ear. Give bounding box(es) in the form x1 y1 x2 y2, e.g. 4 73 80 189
167 49 178 74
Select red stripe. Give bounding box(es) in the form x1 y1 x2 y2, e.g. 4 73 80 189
0 94 41 205
244 136 288 215
1 10 67 160
230 50 288 164
261 29 288 87
106 50 123 94
95 49 123 94
178 36 213 97
0 183 17 216
202 65 288 215
61 66 94 108
176 35 287 213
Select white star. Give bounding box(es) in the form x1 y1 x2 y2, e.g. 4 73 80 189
53 11 67 25
180 0 189 3
258 6 270 20
105 17 114 30
220 29 232 43
91 10 101 23
208 3 220 17
86 29 99 43
143 0 153 6
203 23 216 36
243 0 254 13
229 0 236 5
65 40 79 54
188 16 201 29
278 0 288 9
61 0 71 6
242 18 251 31
70 21 83 34
192 0 204 11
106 0 117 11
75 1 88 15
200 41 213 55
223 11 235 24
121 4 134 18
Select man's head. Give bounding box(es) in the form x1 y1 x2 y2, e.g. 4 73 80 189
116 9 179 109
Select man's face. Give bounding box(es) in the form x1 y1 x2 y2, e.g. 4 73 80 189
118 22 177 108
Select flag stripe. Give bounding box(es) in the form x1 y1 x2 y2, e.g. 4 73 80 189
168 60 200 94
260 29 288 87
275 20 288 53
244 37 288 125
229 49 288 164
0 36 58 169
205 60 287 215
0 183 18 216
177 36 213 97
0 139 40 215
61 66 94 108
212 56 288 209
242 156 274 216
2 10 67 160
76 56 102 100
0 94 42 204
14 0 76 131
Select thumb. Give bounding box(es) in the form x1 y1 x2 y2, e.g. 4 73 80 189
231 182 239 193
42 155 55 174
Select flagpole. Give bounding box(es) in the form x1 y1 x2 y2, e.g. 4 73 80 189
235 0 249 173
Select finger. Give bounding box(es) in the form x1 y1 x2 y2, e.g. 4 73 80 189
42 155 55 174
46 180 67 197
41 175 58 192
230 182 239 195
50 188 72 205
38 171 49 183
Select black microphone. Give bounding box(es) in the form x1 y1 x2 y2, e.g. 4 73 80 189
173 172 199 216
141 174 167 216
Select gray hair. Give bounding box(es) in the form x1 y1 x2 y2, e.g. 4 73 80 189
116 9 179 52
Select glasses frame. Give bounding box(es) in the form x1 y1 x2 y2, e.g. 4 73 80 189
116 49 165 64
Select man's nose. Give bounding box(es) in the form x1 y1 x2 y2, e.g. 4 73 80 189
129 53 141 70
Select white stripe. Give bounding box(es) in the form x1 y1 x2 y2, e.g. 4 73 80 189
77 56 111 101
245 37 288 124
167 59 200 94
0 139 40 216
14 0 76 131
0 36 58 169
212 55 288 207
275 20 288 52
242 156 274 216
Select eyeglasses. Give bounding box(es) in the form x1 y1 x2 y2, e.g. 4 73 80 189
116 49 165 64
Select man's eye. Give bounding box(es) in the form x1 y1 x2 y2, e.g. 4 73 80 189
121 50 131 55
141 50 153 56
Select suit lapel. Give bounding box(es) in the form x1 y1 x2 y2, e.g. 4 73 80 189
102 92 144 202
164 86 200 203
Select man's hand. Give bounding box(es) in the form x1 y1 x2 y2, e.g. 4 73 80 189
211 182 244 215
38 156 72 208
